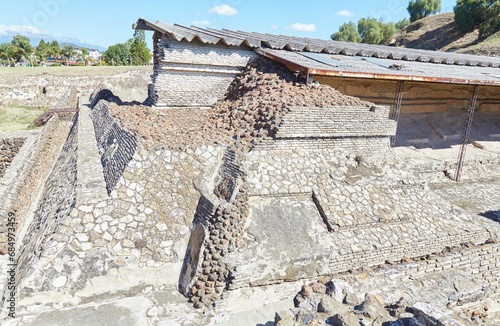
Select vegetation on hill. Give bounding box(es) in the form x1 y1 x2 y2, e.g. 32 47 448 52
407 0 442 22
332 18 408 45
397 12 500 56
331 0 439 44
454 0 500 39
331 0 499 52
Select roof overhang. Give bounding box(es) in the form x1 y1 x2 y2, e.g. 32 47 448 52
257 48 500 87
134 18 500 87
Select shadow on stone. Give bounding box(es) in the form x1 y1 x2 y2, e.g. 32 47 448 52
480 210 500 222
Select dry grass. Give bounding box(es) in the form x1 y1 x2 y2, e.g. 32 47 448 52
397 12 500 57
458 32 500 56
0 106 47 131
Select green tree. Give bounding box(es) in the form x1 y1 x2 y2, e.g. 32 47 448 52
395 18 411 30
331 22 362 42
454 0 500 37
36 39 50 62
62 44 75 61
48 40 61 60
479 1 500 38
356 18 396 44
130 30 151 65
103 42 130 65
407 0 442 22
381 22 397 42
0 43 16 66
80 47 91 65
11 35 34 64
358 18 384 44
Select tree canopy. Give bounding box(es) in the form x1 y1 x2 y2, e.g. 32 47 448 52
407 0 442 22
0 35 105 66
331 22 362 42
454 0 500 38
103 30 151 66
0 43 16 65
11 35 34 63
103 42 131 66
130 30 152 65
331 18 397 45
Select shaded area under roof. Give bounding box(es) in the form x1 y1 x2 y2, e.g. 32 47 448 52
134 18 500 69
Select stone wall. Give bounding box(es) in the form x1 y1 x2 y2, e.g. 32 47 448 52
179 147 249 308
253 105 396 153
151 36 258 107
15 114 78 283
0 68 151 108
13 102 227 311
315 76 500 113
91 100 138 194
0 138 25 178
0 115 71 255
222 144 495 290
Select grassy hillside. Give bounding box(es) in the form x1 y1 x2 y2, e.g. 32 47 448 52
396 12 500 57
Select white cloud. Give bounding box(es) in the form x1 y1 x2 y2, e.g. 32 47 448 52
287 23 316 32
193 20 211 26
271 24 279 30
335 10 354 17
208 4 238 16
0 24 46 36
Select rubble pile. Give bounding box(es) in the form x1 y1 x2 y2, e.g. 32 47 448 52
109 58 373 151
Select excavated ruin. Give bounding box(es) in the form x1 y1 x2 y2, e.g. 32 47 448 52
109 57 373 151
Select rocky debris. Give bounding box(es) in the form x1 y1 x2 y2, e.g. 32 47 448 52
276 278 418 326
208 57 373 151
274 260 497 326
188 182 250 308
107 57 373 151
0 137 25 178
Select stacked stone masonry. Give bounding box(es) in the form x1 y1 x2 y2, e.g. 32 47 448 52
364 242 500 294
13 101 231 311
181 148 250 308
151 36 258 107
5 49 500 322
227 144 495 289
276 106 396 139
91 100 138 194
0 138 25 178
0 69 150 108
0 115 71 255
15 114 78 288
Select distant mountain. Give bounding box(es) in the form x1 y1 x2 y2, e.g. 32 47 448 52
0 33 106 52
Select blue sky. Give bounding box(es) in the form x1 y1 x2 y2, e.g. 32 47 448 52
0 0 458 49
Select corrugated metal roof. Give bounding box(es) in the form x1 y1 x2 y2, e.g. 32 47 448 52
134 18 500 69
258 49 500 86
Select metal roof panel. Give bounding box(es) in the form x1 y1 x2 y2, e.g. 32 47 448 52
134 18 500 69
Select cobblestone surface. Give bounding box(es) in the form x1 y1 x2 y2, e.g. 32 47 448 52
431 175 500 222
